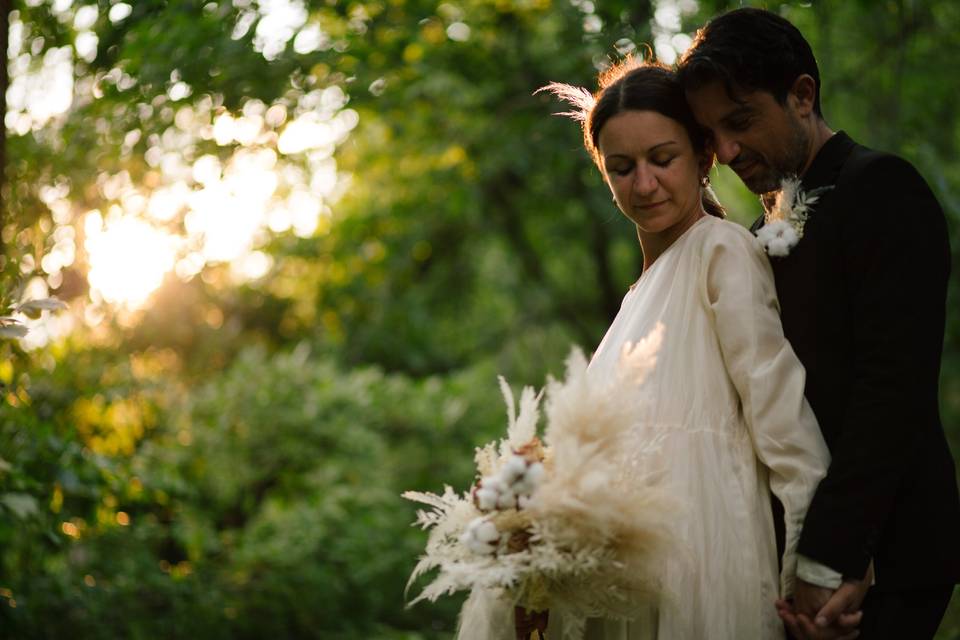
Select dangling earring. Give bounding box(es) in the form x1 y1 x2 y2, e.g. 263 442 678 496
700 175 710 188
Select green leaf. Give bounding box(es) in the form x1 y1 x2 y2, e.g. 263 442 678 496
0 323 28 339
0 493 39 519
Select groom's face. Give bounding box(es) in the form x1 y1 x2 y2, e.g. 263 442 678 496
685 81 808 194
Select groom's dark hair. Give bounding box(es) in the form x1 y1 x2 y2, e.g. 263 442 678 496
677 8 823 117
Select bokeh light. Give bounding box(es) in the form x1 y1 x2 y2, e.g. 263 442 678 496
85 214 178 308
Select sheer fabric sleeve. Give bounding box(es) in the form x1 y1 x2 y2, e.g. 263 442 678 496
700 222 831 597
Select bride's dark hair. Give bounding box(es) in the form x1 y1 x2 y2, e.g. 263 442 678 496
540 58 725 219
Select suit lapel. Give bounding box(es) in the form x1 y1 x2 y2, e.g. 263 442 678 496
801 131 856 194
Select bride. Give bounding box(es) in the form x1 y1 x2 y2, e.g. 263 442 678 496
460 60 834 639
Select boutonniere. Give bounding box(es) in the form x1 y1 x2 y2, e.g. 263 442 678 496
757 177 832 257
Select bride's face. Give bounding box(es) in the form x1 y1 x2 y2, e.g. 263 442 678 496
598 110 706 236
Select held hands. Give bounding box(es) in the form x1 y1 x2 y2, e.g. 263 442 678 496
775 562 873 640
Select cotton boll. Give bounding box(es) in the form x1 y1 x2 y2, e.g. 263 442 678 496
512 462 544 498
480 476 504 493
474 539 496 555
465 536 495 555
461 517 500 555
767 237 790 257
496 490 517 510
502 455 528 482
459 528 482 552
475 488 498 512
517 494 533 509
512 479 532 496
474 520 500 543
525 462 545 487
758 219 799 257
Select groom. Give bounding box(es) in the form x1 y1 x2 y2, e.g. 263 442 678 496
678 8 960 640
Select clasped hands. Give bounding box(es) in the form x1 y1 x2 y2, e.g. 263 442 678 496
515 564 872 640
776 563 874 640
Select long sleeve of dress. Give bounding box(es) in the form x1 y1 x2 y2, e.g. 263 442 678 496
700 222 831 597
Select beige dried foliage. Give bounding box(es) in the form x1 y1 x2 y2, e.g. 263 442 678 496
405 323 677 635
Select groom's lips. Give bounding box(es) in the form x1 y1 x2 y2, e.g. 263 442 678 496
732 160 758 178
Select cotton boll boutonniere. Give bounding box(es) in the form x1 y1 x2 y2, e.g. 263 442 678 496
757 176 832 257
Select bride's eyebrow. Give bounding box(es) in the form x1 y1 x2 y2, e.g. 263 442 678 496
648 141 678 152
603 140 679 163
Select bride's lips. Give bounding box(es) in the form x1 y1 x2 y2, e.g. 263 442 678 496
635 200 668 210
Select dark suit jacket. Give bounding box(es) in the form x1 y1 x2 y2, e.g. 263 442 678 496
751 132 960 590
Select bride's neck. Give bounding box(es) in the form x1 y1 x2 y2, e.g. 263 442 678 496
638 208 706 271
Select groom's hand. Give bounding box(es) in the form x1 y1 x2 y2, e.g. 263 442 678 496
776 592 861 640
777 563 872 640
793 580 835 621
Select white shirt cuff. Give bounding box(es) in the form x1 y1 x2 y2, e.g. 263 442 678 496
796 554 844 589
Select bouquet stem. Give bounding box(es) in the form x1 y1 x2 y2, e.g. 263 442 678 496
515 606 549 640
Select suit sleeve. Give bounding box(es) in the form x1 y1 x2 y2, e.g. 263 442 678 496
702 223 831 597
796 155 951 579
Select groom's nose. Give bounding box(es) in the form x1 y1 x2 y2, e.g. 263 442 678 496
713 134 741 165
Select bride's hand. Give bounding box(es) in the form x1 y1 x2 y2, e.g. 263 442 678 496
514 606 549 640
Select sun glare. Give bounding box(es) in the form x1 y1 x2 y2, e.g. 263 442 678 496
13 2 361 349
85 214 178 308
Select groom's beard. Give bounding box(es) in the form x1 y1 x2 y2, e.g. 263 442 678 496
733 120 810 194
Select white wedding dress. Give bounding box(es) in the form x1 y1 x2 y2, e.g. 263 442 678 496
457 216 829 640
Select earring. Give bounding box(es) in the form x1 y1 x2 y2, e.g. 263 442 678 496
700 175 710 187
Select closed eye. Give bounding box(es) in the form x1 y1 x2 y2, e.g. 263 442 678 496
725 116 753 132
606 163 633 177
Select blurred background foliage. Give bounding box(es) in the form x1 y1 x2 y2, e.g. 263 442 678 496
1 0 959 637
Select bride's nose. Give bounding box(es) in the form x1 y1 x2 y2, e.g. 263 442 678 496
633 165 658 196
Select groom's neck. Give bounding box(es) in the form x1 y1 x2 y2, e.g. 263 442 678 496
800 119 836 178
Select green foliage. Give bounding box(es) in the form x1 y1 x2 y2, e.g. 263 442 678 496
1 342 509 637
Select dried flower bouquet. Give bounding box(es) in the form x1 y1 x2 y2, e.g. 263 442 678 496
404 324 678 639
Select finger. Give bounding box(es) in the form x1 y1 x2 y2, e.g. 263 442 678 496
837 611 863 629
779 609 806 639
798 613 826 639
815 585 856 627
777 607 795 624
776 599 796 615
